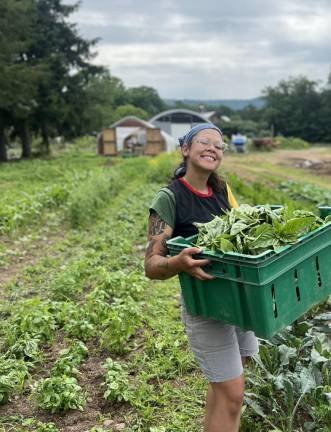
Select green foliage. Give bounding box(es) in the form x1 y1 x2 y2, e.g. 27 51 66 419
275 136 310 149
0 183 69 233
195 205 324 255
126 86 166 116
244 329 331 431
72 135 96 151
146 151 180 184
103 358 134 402
0 356 30 404
263 75 327 142
6 299 57 344
110 104 149 122
279 180 331 206
52 341 88 377
64 315 95 342
7 334 42 362
0 417 59 432
101 297 143 354
67 170 119 228
34 375 86 413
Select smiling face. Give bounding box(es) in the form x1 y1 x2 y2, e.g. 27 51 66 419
182 128 223 174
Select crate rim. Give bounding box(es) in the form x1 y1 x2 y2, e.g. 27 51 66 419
167 220 331 266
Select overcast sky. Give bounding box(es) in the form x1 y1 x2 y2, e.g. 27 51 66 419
65 0 331 99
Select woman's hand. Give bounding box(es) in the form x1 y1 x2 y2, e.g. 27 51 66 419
144 211 214 280
173 247 214 280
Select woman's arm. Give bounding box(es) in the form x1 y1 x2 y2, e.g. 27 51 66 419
144 211 214 281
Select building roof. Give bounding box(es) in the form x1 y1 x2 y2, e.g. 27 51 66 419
202 111 216 120
149 108 212 124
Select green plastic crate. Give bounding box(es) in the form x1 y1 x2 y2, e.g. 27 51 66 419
319 206 331 219
167 219 331 339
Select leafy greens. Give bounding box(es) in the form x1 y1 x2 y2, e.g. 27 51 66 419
194 205 330 256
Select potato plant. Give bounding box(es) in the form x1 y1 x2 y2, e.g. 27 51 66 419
33 375 86 413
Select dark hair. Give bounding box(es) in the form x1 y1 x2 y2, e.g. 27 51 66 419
172 157 225 193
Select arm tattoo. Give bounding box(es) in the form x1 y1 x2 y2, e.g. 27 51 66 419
146 239 157 258
149 212 167 236
161 235 171 255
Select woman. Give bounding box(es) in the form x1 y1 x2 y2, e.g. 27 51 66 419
144 123 258 432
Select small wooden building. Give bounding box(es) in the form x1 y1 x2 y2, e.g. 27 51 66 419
97 116 175 156
97 128 117 156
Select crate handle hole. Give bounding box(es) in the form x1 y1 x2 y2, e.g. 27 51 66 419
316 256 322 287
294 269 301 301
271 284 278 318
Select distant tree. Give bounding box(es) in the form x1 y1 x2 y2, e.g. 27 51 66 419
220 119 266 138
263 76 322 142
80 73 128 133
215 105 235 117
110 104 149 123
126 86 166 116
319 71 331 142
238 104 264 122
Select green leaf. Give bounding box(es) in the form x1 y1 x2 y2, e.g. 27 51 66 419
278 344 297 366
230 220 249 236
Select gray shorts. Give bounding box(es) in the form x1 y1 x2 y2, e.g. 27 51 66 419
181 301 259 383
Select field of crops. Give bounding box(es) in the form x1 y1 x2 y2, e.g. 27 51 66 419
0 146 331 432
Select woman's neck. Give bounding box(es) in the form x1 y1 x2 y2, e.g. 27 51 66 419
183 170 210 194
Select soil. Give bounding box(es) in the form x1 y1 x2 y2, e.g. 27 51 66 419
0 337 134 432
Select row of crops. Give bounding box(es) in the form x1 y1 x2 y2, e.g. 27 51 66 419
0 151 330 431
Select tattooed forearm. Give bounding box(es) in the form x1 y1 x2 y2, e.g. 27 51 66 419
161 235 171 254
148 212 168 236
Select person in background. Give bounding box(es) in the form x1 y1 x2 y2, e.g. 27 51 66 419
231 132 247 153
145 123 258 432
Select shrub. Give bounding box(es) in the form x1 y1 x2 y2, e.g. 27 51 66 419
146 151 180 184
275 136 310 149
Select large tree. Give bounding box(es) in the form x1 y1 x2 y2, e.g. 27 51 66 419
126 86 166 116
78 73 127 134
263 76 322 142
0 0 44 161
26 0 103 152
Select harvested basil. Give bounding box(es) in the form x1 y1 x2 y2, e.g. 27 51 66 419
194 205 327 255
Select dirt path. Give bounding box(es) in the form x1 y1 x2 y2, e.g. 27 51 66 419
225 147 331 189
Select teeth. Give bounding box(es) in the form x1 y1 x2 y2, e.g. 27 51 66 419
201 155 215 161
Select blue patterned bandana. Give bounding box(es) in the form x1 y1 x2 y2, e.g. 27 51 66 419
179 123 223 146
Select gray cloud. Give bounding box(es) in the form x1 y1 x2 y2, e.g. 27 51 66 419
65 0 331 98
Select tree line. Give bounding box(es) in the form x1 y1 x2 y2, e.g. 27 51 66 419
175 74 331 144
1 0 330 162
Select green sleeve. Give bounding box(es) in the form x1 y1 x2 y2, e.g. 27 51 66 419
150 188 176 229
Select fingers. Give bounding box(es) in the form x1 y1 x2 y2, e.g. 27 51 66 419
191 267 215 280
181 247 203 256
191 258 210 267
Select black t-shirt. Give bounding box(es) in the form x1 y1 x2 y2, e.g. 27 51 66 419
166 178 231 238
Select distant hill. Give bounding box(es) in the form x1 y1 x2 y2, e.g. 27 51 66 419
164 97 265 110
